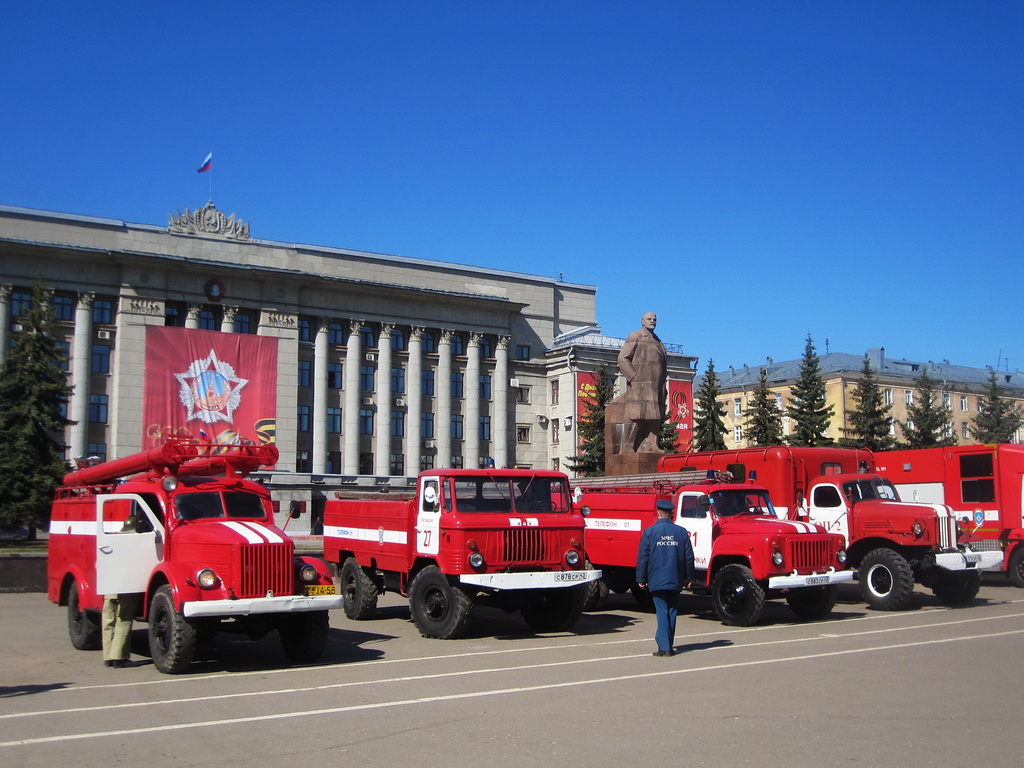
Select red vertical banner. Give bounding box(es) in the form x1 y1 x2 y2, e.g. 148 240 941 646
143 326 278 448
668 380 693 451
574 371 599 451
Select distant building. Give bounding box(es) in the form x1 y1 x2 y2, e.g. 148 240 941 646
704 348 1024 447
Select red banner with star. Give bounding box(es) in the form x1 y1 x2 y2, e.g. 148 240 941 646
143 326 278 448
668 379 693 451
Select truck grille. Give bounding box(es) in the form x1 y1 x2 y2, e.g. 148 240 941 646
787 538 832 571
237 543 292 598
936 509 957 550
502 528 549 563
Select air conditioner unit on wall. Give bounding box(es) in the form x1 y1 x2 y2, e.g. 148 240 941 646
395 398 406 407
365 353 376 362
425 440 436 448
97 330 112 340
361 397 374 406
510 378 520 388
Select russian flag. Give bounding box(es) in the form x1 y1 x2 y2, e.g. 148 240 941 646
197 152 213 173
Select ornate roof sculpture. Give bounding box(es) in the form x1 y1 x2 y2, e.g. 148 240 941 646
169 201 250 240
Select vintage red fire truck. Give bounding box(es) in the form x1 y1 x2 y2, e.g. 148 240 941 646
323 468 600 639
573 470 852 626
47 438 341 673
875 444 1024 587
659 447 1001 610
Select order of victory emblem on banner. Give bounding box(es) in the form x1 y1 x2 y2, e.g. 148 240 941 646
143 326 278 448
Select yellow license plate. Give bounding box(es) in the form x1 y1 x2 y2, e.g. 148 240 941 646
305 584 336 596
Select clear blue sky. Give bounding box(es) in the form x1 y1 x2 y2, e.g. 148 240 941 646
2 2 1021 373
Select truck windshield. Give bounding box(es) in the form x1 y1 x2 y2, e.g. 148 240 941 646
451 476 571 513
842 478 900 505
175 491 269 521
709 490 775 518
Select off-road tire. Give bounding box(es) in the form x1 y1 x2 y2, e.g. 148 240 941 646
786 585 838 620
340 557 379 620
148 585 198 674
859 548 915 611
408 566 475 639
931 570 982 606
712 564 766 626
67 579 101 650
279 610 330 664
1008 547 1024 589
581 563 609 612
522 585 587 633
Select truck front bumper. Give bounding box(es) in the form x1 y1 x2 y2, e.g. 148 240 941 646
932 548 1003 571
768 568 854 590
183 594 343 618
460 569 602 591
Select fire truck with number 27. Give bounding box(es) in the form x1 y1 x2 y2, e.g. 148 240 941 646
47 439 341 673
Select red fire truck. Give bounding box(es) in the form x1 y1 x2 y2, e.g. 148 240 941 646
323 468 599 639
573 471 852 626
659 447 1001 610
47 439 340 673
875 444 1024 587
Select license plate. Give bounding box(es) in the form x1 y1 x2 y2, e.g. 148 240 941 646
305 584 337 596
554 572 587 582
805 576 829 586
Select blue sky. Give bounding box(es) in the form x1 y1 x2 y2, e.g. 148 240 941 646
2 2 1021 373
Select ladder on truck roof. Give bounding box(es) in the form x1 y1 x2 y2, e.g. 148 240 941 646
571 470 733 491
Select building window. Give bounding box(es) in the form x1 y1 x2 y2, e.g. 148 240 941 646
480 336 493 357
962 421 970 439
516 386 531 404
298 360 311 388
451 372 464 398
422 331 436 353
327 451 341 474
87 442 107 461
451 413 464 440
884 389 893 406
421 453 435 470
942 391 951 408
89 394 108 423
327 407 341 434
296 450 311 473
359 453 373 475
164 305 184 327
53 295 74 321
328 363 343 389
92 344 111 374
774 393 783 410
298 318 312 344
733 398 742 417
421 412 435 438
905 389 913 406
93 299 114 325
552 421 560 445
517 425 531 443
328 322 344 345
392 367 405 394
422 369 435 396
360 325 376 348
10 290 30 320
234 313 252 334
55 340 70 372
390 453 405 476
391 329 406 351
298 405 311 432
360 365 375 392
516 344 531 361
480 415 491 440
551 380 559 406
552 457 560 472
480 374 492 400
451 334 465 355
960 395 969 411
359 408 374 435
199 309 218 331
734 426 743 443
391 411 405 437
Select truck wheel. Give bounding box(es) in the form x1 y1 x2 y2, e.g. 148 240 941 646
67 579 101 650
340 557 379 620
786 585 838 620
409 566 474 639
279 610 330 664
859 548 915 611
523 585 586 633
581 563 609 611
148 585 198 674
931 570 982 606
1008 548 1024 589
712 564 766 626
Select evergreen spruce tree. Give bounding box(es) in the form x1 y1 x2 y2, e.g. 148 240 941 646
693 359 727 451
658 415 681 453
786 334 834 446
898 368 957 448
841 355 897 451
0 278 74 534
566 363 615 476
744 367 783 447
971 370 1024 444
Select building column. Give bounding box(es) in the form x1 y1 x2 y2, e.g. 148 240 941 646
185 305 201 330
375 323 394 476
494 335 510 468
0 286 10 364
405 326 424 477
436 329 453 468
343 319 363 474
220 306 237 333
68 292 95 459
465 333 481 469
312 319 329 474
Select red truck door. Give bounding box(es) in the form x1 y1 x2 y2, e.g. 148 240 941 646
677 491 713 569
95 495 163 595
415 477 442 556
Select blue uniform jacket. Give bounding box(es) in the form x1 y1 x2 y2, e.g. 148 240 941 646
636 517 696 592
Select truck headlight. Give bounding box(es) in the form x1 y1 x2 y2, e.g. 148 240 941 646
771 551 784 566
468 552 485 569
911 522 923 537
565 550 580 566
837 549 847 564
299 564 319 584
197 568 219 589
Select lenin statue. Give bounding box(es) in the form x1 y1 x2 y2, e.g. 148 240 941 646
607 311 668 462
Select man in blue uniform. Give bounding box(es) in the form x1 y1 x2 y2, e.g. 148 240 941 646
636 499 695 657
